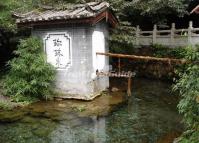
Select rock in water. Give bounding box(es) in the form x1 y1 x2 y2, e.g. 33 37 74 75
111 87 119 92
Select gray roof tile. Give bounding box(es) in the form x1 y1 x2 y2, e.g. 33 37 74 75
15 2 110 24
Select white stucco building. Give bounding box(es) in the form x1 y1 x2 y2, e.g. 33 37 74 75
15 2 118 100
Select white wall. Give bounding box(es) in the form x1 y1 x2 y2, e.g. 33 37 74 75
92 30 106 72
32 22 110 100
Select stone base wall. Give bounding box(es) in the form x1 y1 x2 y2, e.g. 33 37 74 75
55 76 109 100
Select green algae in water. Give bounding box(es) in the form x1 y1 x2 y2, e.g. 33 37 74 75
0 78 184 143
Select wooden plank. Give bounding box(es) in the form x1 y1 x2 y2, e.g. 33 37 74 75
96 71 136 78
96 71 134 96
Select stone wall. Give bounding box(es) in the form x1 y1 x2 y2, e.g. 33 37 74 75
112 47 179 81
127 60 176 80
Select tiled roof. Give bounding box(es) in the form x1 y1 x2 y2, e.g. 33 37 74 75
14 2 112 24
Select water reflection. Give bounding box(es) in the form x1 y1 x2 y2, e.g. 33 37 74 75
0 78 184 143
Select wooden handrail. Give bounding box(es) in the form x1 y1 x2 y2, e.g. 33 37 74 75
96 52 188 64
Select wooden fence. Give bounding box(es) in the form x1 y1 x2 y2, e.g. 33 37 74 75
135 21 199 47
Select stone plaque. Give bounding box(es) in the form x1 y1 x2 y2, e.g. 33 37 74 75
44 33 72 69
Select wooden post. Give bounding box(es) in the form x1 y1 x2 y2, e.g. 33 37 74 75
153 24 157 44
127 77 132 96
118 58 121 73
188 21 193 45
171 23 175 45
105 11 108 22
136 25 140 45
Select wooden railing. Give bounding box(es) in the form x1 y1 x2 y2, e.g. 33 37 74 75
96 52 189 96
135 21 199 47
96 52 187 64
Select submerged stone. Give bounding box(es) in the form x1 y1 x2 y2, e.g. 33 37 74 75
0 111 25 123
32 127 51 138
68 92 127 117
21 116 36 124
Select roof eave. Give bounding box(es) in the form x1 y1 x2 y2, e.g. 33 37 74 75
16 10 118 28
191 5 199 14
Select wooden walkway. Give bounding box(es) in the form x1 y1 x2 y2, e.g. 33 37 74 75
96 70 136 97
96 71 135 78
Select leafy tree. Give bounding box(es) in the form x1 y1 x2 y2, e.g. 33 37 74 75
0 0 34 31
3 37 56 102
106 0 190 30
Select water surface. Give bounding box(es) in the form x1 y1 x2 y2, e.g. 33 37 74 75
0 78 184 143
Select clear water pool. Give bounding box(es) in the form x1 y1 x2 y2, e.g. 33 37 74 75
0 78 184 143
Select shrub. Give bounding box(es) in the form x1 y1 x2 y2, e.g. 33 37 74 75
3 37 56 102
173 46 199 143
152 44 190 59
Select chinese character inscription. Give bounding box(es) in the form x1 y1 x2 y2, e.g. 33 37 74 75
53 38 62 47
45 33 71 69
53 38 63 67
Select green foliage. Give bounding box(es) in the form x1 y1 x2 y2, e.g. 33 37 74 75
109 22 135 54
177 127 199 143
3 37 56 102
0 100 13 110
0 0 34 31
152 44 191 59
107 0 188 25
173 46 199 143
0 0 80 31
